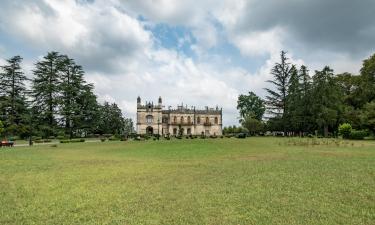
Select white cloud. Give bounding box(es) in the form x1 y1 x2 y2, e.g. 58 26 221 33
1 0 373 126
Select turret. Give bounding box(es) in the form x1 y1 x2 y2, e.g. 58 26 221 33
158 96 162 106
137 96 141 106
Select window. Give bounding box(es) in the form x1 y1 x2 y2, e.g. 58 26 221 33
181 116 184 123
206 117 209 123
173 128 177 135
197 117 200 124
187 116 191 124
174 116 177 123
146 115 153 124
214 117 218 124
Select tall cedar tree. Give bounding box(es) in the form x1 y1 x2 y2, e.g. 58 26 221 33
59 55 87 138
75 84 101 135
285 65 302 133
265 51 293 132
31 52 61 137
359 53 375 105
299 65 314 133
98 102 126 135
311 66 342 136
0 56 29 136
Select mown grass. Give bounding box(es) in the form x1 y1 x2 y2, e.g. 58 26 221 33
0 138 374 224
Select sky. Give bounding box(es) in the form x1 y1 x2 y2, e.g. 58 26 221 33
0 0 375 126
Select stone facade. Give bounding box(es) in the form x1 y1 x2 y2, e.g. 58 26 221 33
136 96 222 136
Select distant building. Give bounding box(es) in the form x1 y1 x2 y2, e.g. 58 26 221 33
136 96 222 136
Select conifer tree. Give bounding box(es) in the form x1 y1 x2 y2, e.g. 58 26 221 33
265 51 293 133
0 56 29 136
31 52 62 137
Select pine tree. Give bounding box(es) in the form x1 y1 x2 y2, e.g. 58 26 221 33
59 55 87 138
299 65 314 134
31 52 62 137
0 56 29 136
285 65 302 133
311 66 342 136
265 51 293 133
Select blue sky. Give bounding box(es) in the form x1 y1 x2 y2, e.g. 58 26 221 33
0 0 374 125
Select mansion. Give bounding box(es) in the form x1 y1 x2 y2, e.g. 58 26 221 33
136 96 222 136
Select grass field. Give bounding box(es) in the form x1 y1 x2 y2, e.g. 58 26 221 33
1 138 374 225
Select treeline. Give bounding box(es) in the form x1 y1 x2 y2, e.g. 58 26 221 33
233 51 375 137
0 52 133 139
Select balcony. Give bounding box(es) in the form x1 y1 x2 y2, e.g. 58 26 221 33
170 122 194 126
203 122 212 126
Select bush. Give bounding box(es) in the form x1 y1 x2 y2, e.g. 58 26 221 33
339 123 352 139
349 130 368 140
236 133 247 139
108 136 120 141
100 138 106 142
60 139 85 143
32 136 42 141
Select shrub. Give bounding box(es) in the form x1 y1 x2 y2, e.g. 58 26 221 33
236 133 247 139
100 138 106 142
120 137 128 141
109 136 120 141
32 136 42 141
339 123 352 139
60 140 70 143
349 130 368 140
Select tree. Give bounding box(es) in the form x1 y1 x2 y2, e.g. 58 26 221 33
0 56 29 136
74 84 101 136
0 120 4 137
31 52 62 137
311 66 342 136
265 51 293 132
237 91 265 121
298 65 314 134
124 118 134 134
241 116 264 136
58 55 91 138
360 101 375 134
97 102 126 135
285 65 302 133
359 53 375 105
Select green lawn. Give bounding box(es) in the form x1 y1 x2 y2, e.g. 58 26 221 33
1 138 374 225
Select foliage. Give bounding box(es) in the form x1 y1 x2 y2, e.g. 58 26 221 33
265 51 293 131
241 116 264 136
237 91 265 121
338 123 352 139
349 130 368 140
0 55 30 136
360 101 375 133
0 120 4 136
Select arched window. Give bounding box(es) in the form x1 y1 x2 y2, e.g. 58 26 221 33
187 116 191 124
206 117 209 123
197 117 200 124
214 117 218 124
146 115 153 124
181 116 184 123
174 116 177 123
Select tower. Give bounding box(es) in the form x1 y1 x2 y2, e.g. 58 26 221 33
158 96 162 107
137 96 141 107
